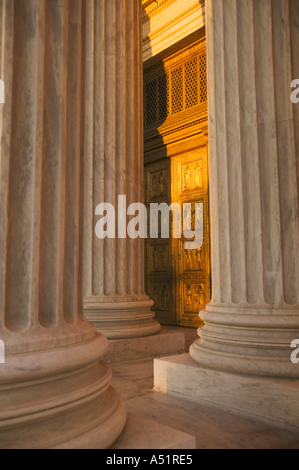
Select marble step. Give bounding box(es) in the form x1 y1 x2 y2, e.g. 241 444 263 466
154 354 299 429
104 330 185 364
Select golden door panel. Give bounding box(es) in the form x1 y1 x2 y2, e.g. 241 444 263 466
172 147 210 328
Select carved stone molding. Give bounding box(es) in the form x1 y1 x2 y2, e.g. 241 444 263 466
143 3 203 45
143 0 205 61
142 0 178 24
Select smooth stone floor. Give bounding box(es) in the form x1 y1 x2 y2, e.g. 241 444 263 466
112 413 196 450
110 328 299 450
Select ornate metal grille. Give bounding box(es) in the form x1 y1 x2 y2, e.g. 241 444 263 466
144 44 207 127
158 73 170 121
171 67 184 115
199 53 207 103
185 58 199 109
145 79 157 126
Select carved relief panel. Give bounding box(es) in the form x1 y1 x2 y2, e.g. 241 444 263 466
184 245 204 272
146 164 170 203
151 245 169 272
177 148 208 197
150 172 168 199
181 281 208 323
182 161 204 192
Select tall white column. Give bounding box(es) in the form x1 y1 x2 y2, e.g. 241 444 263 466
191 0 299 378
83 0 161 340
0 0 126 448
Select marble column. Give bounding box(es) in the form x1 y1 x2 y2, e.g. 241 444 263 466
0 0 126 449
83 0 161 339
190 0 299 378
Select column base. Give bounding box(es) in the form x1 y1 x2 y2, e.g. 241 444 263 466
84 296 161 339
154 354 299 429
0 333 127 449
103 330 185 364
190 306 299 378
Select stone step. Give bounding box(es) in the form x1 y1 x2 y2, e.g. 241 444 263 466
154 353 299 429
104 330 185 364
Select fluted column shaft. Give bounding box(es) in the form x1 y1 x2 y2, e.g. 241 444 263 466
191 0 299 378
0 0 126 448
83 0 160 339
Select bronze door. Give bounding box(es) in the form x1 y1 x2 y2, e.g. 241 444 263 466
144 37 210 327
